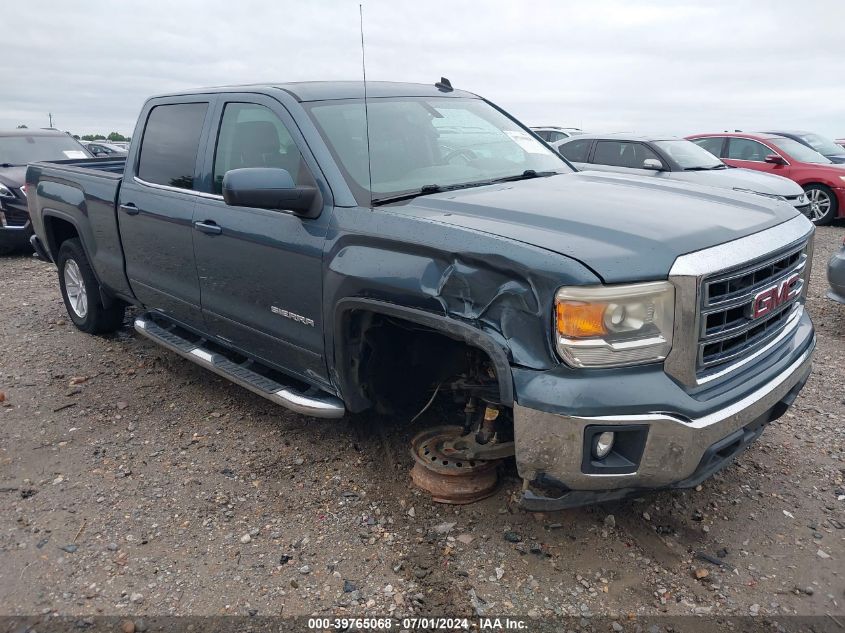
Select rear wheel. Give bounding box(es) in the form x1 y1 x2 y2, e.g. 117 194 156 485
57 238 125 333
803 184 837 225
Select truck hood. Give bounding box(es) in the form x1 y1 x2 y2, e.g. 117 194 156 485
671 166 804 197
393 171 799 283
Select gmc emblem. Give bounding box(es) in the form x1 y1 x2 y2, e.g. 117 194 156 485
751 273 801 319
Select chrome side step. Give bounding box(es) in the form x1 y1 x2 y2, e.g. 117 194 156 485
134 316 345 419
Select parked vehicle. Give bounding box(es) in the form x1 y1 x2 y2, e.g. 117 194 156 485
1 129 92 254
828 235 845 304
688 132 845 225
27 81 815 510
531 126 583 142
763 130 845 164
80 141 129 157
837 139 845 151
555 134 810 216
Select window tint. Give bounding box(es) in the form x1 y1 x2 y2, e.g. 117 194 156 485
547 131 567 142
593 141 659 168
138 103 207 190
725 138 772 162
534 130 549 141
558 138 591 162
691 137 725 157
213 103 307 195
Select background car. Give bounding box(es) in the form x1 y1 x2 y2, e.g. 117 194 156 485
837 138 845 151
687 132 845 225
0 129 92 254
763 130 845 164
555 133 810 216
531 126 584 142
80 140 128 157
828 234 845 304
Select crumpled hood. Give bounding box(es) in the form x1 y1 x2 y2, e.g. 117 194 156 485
392 171 799 283
0 166 26 189
673 166 804 197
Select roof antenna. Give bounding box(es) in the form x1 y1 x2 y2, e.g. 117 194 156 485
359 4 374 209
435 77 453 92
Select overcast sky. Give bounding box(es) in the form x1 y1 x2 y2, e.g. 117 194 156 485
3 0 843 139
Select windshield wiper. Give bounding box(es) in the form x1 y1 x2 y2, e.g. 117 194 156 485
490 169 558 183
371 171 560 206
683 165 727 171
0 163 22 168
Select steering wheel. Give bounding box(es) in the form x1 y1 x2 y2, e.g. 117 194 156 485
442 147 478 163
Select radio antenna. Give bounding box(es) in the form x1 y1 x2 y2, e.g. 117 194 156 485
359 4 374 208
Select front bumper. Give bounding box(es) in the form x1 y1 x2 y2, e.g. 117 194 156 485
514 331 814 510
0 200 34 252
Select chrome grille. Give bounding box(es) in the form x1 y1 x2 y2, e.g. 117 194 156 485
697 240 808 374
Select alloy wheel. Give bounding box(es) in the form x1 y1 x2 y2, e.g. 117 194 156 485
807 188 831 222
63 259 88 319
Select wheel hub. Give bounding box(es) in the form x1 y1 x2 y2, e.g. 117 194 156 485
410 426 501 504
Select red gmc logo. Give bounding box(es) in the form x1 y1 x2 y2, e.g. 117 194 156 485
751 273 801 319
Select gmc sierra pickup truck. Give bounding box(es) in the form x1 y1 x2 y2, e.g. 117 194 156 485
26 81 816 510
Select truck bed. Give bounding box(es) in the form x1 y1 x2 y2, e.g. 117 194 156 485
26 156 132 299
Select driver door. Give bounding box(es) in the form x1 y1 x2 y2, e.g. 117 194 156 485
191 95 333 386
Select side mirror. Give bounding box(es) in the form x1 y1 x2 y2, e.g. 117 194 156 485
643 158 664 170
222 167 318 217
764 154 787 165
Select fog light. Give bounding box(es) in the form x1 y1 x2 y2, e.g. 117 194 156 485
593 431 615 459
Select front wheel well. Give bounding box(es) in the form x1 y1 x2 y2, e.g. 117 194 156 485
335 306 512 416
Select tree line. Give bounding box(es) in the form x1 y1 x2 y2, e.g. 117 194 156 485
15 124 130 142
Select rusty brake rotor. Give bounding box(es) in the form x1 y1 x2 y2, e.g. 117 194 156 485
410 425 502 504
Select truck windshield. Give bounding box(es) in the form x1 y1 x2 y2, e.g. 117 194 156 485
652 140 725 170
0 134 91 165
306 96 570 204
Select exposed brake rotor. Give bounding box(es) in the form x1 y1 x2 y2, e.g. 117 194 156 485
410 426 502 504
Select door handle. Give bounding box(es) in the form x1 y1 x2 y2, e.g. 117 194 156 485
119 203 140 215
194 220 222 236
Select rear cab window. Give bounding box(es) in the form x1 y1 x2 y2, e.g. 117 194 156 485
137 102 209 190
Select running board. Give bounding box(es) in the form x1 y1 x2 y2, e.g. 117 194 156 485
134 316 345 419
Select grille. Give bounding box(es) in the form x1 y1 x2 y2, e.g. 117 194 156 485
697 240 808 374
1 203 29 227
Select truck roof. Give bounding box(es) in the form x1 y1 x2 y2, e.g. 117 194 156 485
152 81 479 102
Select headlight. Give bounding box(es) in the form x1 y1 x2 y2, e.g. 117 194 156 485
0 183 14 199
554 281 674 367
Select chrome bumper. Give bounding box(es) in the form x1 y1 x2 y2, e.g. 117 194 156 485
514 338 814 491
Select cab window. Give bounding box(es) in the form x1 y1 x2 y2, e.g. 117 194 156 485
212 103 311 195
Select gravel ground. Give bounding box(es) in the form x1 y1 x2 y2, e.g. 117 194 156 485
0 225 843 621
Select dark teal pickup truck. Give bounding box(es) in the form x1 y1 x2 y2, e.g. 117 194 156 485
26 81 816 509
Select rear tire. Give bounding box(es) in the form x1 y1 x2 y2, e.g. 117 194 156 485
57 238 125 334
803 184 837 225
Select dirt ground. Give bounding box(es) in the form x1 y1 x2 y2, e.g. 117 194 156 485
1 225 843 623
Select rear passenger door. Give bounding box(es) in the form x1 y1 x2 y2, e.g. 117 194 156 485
118 98 213 327
191 94 333 386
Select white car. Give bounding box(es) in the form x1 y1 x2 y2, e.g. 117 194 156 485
531 126 584 143
555 133 810 216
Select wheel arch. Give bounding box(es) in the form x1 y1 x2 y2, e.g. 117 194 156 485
332 297 515 413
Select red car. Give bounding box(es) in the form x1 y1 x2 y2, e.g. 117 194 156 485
687 132 845 225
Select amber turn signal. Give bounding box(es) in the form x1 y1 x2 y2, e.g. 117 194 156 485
555 302 608 338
